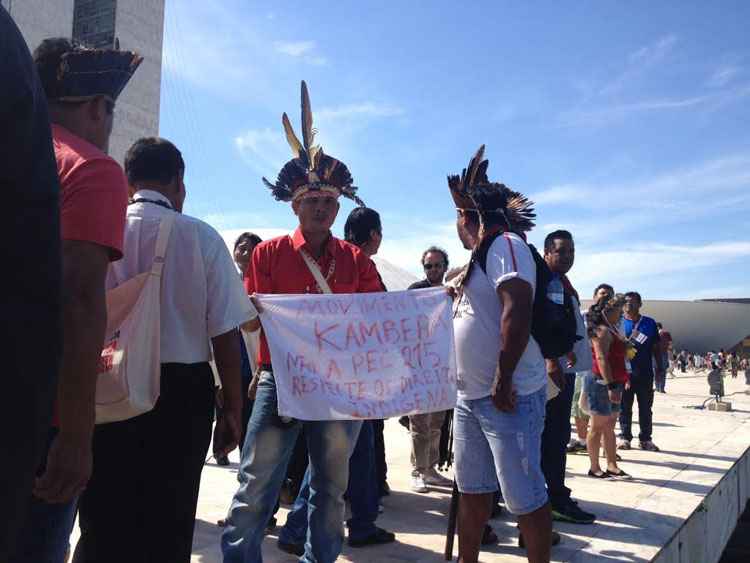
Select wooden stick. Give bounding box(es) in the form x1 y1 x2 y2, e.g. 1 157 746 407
445 480 459 560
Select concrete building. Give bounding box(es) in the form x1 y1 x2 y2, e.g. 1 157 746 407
582 298 750 354
2 0 165 166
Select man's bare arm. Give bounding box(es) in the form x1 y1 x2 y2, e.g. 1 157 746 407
211 329 243 457
493 278 534 411
34 240 109 502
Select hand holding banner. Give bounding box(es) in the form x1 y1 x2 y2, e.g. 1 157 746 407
256 287 457 420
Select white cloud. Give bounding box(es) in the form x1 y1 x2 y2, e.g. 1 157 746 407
558 95 708 127
598 34 678 97
274 40 316 57
568 241 750 298
707 64 741 88
234 128 291 177
316 103 405 122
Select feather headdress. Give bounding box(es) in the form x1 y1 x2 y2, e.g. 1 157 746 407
263 81 364 206
447 145 535 234
51 44 142 103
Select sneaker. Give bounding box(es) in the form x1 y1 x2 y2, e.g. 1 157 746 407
423 468 452 487
639 440 660 452
481 525 498 545
411 473 428 493
551 500 596 524
566 439 586 453
617 439 631 450
348 527 396 548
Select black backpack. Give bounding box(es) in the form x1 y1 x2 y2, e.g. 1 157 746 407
475 231 579 359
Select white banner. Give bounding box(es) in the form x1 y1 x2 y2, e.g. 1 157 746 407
257 287 457 420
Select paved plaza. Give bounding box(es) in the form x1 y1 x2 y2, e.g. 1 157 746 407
68 372 750 562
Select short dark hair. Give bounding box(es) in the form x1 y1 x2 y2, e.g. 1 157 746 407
656 322 663 329
344 207 381 247
124 137 185 186
422 246 449 268
234 232 262 250
593 283 614 299
624 291 642 305
544 230 573 253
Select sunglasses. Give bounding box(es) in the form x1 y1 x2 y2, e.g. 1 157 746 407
423 263 444 270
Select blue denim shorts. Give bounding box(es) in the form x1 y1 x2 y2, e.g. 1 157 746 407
583 372 622 416
454 387 548 515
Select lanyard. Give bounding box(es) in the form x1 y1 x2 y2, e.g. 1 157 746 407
132 198 173 210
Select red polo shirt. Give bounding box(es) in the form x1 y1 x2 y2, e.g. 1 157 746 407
245 227 382 365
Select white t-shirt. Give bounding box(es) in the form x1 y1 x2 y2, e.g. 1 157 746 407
453 232 546 400
107 190 257 364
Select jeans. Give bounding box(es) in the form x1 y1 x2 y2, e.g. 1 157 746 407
619 375 654 442
654 370 666 393
454 388 548 515
541 373 575 510
10 430 77 563
222 371 361 563
280 421 378 545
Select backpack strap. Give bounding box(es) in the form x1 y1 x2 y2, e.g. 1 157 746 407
502 233 518 271
151 214 175 277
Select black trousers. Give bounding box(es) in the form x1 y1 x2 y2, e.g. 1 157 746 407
73 363 215 563
619 376 654 442
372 419 388 493
541 372 576 510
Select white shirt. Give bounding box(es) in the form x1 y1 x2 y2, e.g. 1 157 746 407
453 232 546 400
107 190 256 364
569 297 592 373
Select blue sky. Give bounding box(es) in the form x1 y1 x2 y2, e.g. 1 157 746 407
159 1 750 299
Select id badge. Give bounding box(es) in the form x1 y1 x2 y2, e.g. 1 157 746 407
631 330 647 345
625 360 632 373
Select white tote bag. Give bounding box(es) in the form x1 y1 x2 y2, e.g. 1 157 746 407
96 215 175 424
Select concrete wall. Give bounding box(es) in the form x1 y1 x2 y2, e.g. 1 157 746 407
109 0 164 167
1 0 75 53
2 0 164 167
581 299 750 354
654 445 750 563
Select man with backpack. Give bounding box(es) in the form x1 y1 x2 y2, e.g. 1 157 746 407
541 231 596 525
73 138 255 562
450 146 552 563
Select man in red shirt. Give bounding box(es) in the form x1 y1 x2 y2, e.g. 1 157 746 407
222 82 382 563
11 38 140 563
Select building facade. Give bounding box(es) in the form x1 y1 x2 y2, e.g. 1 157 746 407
2 0 164 166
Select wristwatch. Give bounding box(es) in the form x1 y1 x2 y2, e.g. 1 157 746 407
606 382 619 390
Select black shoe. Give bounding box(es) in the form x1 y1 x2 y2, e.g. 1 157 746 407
348 527 396 548
277 539 304 556
519 530 561 549
481 525 499 545
552 500 596 524
216 455 230 466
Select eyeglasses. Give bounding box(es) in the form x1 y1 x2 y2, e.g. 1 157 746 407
423 263 444 270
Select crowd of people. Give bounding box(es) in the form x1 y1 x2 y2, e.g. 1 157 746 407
3 17 748 563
